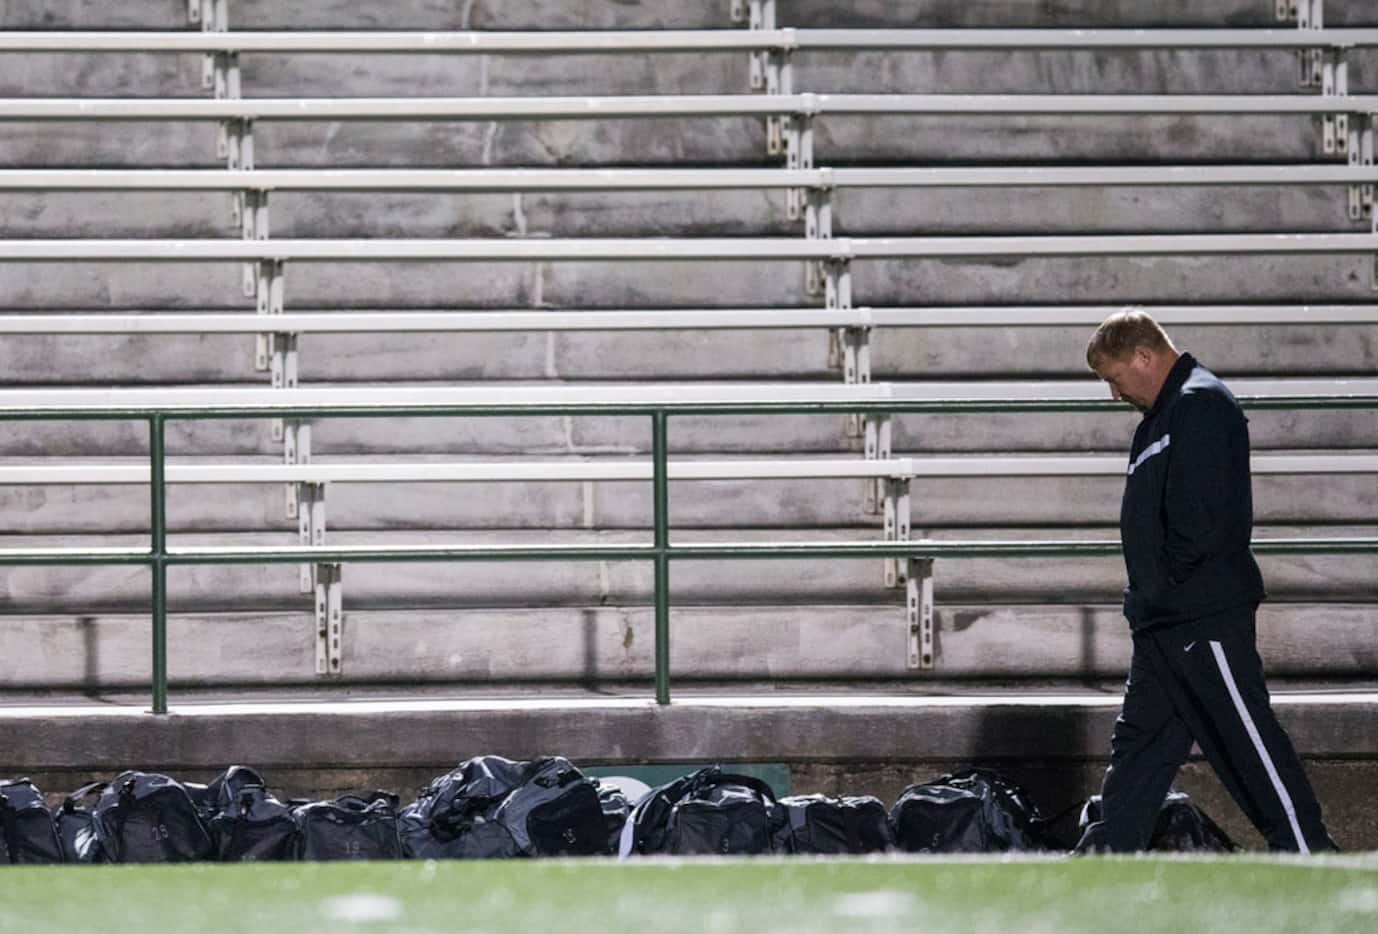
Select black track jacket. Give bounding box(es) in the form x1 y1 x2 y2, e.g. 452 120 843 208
1119 353 1265 630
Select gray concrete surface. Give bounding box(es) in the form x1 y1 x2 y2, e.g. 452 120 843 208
0 395 1374 456
0 526 1373 612
0 603 1373 690
0 465 1372 532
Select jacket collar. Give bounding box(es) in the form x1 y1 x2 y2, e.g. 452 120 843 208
1145 352 1196 419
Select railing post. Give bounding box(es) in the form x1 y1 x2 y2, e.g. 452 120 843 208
652 410 671 705
149 415 168 715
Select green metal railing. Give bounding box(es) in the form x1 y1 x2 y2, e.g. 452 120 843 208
2 392 1377 714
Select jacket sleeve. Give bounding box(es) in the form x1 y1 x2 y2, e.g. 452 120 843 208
1161 391 1242 586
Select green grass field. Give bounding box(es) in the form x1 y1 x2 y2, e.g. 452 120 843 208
2 855 1376 934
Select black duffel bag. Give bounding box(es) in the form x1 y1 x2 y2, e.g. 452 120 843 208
294 792 402 861
55 782 107 864
1078 790 1236 852
398 756 528 860
620 766 784 857
205 766 297 862
0 778 63 864
774 793 893 855
891 768 1051 853
94 771 215 863
494 757 608 857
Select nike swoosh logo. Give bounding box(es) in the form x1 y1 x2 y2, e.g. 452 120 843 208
1184 641 1197 653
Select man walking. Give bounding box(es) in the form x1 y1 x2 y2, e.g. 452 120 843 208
1077 308 1335 853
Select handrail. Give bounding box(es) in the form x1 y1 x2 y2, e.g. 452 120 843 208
0 393 1375 714
5 233 1378 261
2 304 1376 334
4 29 1378 53
3 165 1378 190
3 94 1378 120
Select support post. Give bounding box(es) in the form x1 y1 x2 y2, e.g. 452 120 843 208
865 412 893 517
241 189 269 297
652 410 671 705
298 481 325 593
1296 0 1324 88
804 182 833 296
784 111 814 221
906 557 935 670
824 259 868 439
746 0 790 156
314 563 343 676
883 477 912 587
149 415 168 714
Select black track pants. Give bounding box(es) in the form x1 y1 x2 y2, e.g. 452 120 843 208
1097 606 1334 852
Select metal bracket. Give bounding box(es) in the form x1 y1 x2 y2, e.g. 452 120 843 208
882 477 911 587
241 189 269 297
197 0 227 86
746 0 794 158
863 412 891 514
1296 0 1324 87
199 0 243 200
255 257 284 367
1348 112 1375 224
842 325 870 440
906 557 935 670
297 480 324 592
824 258 852 311
783 113 814 221
804 184 833 296
314 562 343 676
1321 49 1346 156
285 415 312 520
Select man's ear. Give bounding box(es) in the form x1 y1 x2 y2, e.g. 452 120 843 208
1133 346 1154 368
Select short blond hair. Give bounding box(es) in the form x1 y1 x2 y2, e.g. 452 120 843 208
1086 308 1173 369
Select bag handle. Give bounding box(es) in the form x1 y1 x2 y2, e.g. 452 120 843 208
62 782 108 812
696 769 780 804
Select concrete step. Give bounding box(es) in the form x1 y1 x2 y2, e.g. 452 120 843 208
0 321 1375 384
3 253 1375 317
0 116 1339 169
0 526 1373 613
1 186 1365 241
1 602 1373 691
1 686 1372 782
0 454 1373 532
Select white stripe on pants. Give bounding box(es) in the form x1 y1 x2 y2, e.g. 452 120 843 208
1208 640 1309 853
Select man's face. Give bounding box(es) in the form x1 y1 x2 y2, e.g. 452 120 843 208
1092 348 1158 413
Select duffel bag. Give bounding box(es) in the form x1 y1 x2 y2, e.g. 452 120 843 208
294 792 401 861
206 766 297 863
774 793 893 855
621 766 783 857
55 782 107 864
94 771 215 863
494 756 607 857
1078 790 1236 852
0 778 63 864
398 756 529 860
891 768 1050 853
